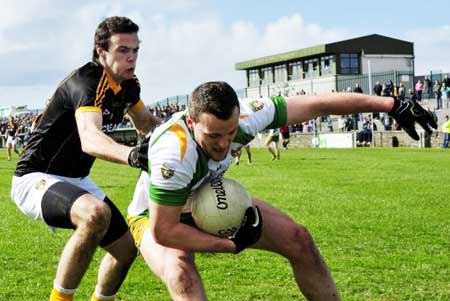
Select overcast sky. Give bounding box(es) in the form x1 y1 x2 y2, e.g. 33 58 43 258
2 0 450 109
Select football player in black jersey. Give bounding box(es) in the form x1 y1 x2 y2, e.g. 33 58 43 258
11 16 159 301
5 116 20 161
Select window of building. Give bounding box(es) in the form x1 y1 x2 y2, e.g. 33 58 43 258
304 58 319 79
248 69 260 87
321 56 334 75
303 62 309 79
288 61 302 80
340 53 359 75
274 64 287 83
261 67 273 84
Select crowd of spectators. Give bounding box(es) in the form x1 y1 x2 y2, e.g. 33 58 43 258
1 113 37 147
148 103 187 120
2 76 450 149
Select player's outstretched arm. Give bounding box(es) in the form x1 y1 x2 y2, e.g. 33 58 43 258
284 93 393 125
284 93 437 140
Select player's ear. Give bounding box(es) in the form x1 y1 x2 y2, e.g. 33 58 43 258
96 45 106 59
186 114 194 131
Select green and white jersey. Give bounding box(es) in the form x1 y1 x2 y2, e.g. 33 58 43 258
127 96 287 216
267 128 280 137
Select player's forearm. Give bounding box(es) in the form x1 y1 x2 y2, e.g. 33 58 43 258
80 130 132 164
134 115 160 136
151 222 236 253
285 93 394 125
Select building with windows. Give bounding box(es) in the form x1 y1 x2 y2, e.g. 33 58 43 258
235 34 414 98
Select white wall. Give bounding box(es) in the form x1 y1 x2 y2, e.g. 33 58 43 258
361 54 413 73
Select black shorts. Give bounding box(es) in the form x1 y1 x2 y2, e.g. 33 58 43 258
41 181 128 247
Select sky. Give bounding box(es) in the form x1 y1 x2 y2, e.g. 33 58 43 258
1 0 450 109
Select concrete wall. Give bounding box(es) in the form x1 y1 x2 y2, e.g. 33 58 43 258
251 131 444 148
361 54 413 74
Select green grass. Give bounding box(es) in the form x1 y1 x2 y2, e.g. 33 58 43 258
1 147 449 300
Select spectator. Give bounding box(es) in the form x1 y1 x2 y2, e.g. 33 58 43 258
441 115 450 148
443 74 450 88
344 116 354 131
434 80 442 110
440 82 450 109
337 115 346 132
397 83 406 101
373 81 382 96
356 117 376 146
385 80 394 96
423 76 432 100
424 108 438 148
381 113 393 130
408 89 418 102
415 79 424 101
326 116 333 132
353 83 363 93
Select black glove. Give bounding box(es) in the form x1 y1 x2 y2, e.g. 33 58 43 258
389 97 437 140
128 136 150 171
230 206 263 254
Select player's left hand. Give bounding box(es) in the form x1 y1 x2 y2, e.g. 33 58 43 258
128 135 150 171
389 97 437 140
230 206 263 254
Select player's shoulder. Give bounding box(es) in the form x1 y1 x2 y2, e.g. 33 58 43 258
61 62 103 91
149 114 199 190
239 96 273 112
150 112 197 165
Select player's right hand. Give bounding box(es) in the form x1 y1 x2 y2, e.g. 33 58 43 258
230 206 263 254
128 136 150 171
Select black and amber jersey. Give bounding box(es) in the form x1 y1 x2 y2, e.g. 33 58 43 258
15 61 143 178
7 123 18 137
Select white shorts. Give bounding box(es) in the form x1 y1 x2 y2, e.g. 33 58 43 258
6 136 16 145
11 172 105 223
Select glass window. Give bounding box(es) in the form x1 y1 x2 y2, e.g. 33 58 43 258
261 67 273 84
274 64 287 83
340 53 359 75
288 61 302 80
304 59 319 78
303 62 310 79
321 56 333 75
248 69 260 87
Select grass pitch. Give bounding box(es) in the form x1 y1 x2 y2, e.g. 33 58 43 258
1 147 449 300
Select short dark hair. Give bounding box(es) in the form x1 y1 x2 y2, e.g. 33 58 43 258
189 81 240 122
92 16 139 61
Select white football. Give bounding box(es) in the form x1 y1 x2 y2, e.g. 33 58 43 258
191 178 252 238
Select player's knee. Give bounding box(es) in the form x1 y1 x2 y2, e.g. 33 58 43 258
283 224 316 260
164 260 199 297
82 202 111 235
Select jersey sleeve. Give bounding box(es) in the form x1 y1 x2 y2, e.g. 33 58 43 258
238 96 287 136
148 129 196 207
66 67 103 114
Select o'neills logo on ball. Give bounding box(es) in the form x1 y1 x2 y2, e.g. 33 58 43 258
210 178 228 210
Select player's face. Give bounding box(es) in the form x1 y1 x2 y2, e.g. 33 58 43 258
188 107 240 161
99 32 140 83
